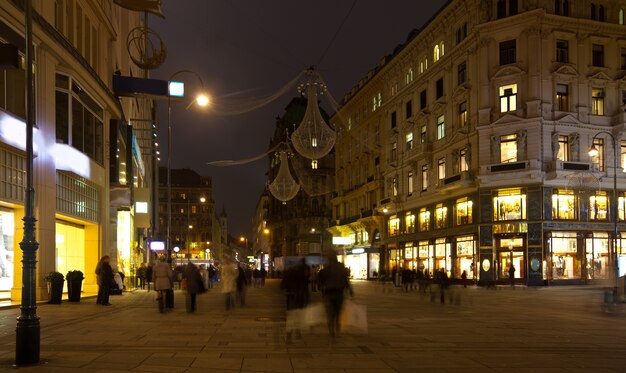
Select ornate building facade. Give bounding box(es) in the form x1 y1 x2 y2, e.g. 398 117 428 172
331 0 626 285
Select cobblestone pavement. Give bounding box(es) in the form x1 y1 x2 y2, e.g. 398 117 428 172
0 280 624 372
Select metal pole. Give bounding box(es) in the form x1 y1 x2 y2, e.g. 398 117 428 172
16 0 40 364
166 94 172 264
613 135 619 284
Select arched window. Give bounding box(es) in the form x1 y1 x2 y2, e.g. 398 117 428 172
620 9 625 24
555 0 560 15
434 45 440 62
563 0 569 16
591 4 596 20
599 5 605 21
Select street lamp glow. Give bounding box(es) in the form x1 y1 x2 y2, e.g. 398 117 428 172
263 228 270 235
588 145 599 157
200 196 206 203
383 208 389 214
195 93 210 107
311 228 316 233
240 236 245 242
188 224 193 229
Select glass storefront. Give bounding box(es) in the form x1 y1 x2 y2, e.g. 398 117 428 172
497 236 524 280
404 242 416 269
344 252 368 279
418 240 430 275
55 221 85 291
548 232 580 280
456 235 476 280
0 209 15 293
585 232 609 279
434 238 451 276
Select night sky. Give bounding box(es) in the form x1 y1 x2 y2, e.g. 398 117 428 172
150 0 447 237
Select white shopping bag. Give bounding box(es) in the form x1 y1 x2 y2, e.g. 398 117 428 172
286 308 305 331
304 302 326 327
339 300 368 334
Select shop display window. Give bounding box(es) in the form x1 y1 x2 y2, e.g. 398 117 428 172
418 240 430 274
493 189 526 221
549 232 580 279
419 208 431 231
0 210 14 292
585 233 609 279
456 235 476 279
435 204 448 229
590 192 608 221
455 197 473 225
388 215 400 236
434 238 451 276
552 189 576 220
405 212 416 233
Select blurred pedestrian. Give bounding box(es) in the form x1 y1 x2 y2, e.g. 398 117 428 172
183 262 205 313
259 267 267 286
281 259 310 342
236 264 248 306
221 261 238 310
96 255 113 306
318 255 352 338
509 264 516 289
461 270 468 288
146 263 153 291
253 267 260 287
208 264 216 289
438 268 449 304
152 257 173 308
137 263 147 289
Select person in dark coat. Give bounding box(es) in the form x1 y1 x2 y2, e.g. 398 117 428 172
145 263 153 291
318 255 352 338
236 264 248 306
509 264 516 289
97 255 114 306
183 262 204 312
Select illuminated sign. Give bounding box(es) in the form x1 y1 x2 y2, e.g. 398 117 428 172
351 248 365 254
135 201 148 214
150 240 165 251
332 236 351 245
168 81 185 97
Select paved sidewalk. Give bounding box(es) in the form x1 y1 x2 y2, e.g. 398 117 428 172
0 280 624 372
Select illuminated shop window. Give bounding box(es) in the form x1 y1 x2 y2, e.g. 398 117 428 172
419 207 431 231
405 212 416 233
388 215 399 236
456 235 475 279
590 191 608 220
500 134 518 163
434 237 451 275
418 240 430 273
493 189 526 221
552 189 576 220
549 232 580 280
585 232 609 280
435 203 448 229
455 197 473 225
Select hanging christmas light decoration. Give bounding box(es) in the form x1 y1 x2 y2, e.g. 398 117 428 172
291 69 336 161
269 151 300 202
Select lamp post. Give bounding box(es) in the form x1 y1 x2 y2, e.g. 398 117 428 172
589 131 620 283
16 0 39 364
166 70 209 264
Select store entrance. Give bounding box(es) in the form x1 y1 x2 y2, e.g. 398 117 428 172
496 235 525 282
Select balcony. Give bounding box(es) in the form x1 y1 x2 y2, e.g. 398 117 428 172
546 160 593 180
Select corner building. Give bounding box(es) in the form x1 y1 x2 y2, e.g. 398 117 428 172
0 1 156 300
331 0 626 285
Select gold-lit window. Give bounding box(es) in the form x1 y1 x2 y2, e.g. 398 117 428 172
619 192 626 221
493 189 526 221
557 135 569 161
405 212 416 233
455 197 473 225
435 203 448 229
499 84 517 112
388 215 400 236
552 189 576 220
419 208 431 231
590 192 608 220
500 134 518 163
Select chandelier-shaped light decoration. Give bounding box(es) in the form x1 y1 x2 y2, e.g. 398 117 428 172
269 151 300 202
291 72 336 161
